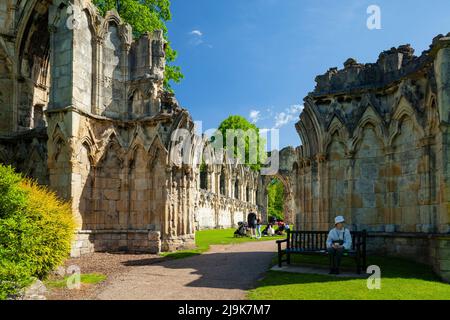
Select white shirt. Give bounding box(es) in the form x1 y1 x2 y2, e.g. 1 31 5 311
326 227 352 250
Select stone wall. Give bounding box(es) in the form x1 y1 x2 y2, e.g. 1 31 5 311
292 34 450 281
0 0 261 257
194 161 260 230
0 128 48 185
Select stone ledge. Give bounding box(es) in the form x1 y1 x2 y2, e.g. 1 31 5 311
367 232 450 239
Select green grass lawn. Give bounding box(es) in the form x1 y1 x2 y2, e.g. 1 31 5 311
45 273 106 289
161 228 284 259
248 254 450 300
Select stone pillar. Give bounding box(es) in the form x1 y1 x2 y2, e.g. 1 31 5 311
316 153 327 230
434 36 450 234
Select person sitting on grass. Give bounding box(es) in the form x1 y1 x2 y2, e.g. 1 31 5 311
326 216 352 275
262 223 275 237
276 220 286 235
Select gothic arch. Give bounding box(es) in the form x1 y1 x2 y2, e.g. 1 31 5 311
98 10 132 45
350 106 387 154
148 135 168 170
97 134 125 169
388 97 425 147
297 101 323 158
324 116 350 157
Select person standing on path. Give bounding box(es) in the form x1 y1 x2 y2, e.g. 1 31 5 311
256 218 262 239
247 211 257 238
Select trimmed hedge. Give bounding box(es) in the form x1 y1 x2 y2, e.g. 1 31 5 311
0 165 76 299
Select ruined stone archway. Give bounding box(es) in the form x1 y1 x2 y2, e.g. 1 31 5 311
257 173 294 224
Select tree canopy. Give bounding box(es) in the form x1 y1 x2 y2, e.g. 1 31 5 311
216 115 266 171
267 178 284 221
92 0 183 91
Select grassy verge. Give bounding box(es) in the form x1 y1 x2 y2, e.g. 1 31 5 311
45 273 107 289
161 228 285 259
249 254 450 300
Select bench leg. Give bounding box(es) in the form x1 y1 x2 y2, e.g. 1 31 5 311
356 255 361 274
278 251 283 268
287 252 291 265
363 254 367 271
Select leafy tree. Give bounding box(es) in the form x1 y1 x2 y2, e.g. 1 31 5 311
267 178 284 221
93 0 183 91
216 115 267 171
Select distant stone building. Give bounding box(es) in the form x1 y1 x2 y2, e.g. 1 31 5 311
291 35 450 281
0 0 260 257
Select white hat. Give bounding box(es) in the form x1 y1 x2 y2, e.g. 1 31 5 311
335 216 345 225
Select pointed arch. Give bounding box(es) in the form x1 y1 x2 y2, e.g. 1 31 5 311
148 135 168 170
97 133 125 169
98 10 132 45
324 115 350 157
388 96 425 146
297 100 324 158
350 106 387 153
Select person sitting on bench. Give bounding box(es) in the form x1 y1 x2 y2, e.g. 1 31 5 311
326 216 352 275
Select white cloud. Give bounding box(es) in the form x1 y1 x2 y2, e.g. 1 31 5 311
247 104 303 129
274 112 293 128
249 110 261 123
188 29 213 48
190 30 203 36
274 104 304 128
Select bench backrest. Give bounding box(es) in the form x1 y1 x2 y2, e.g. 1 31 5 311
286 230 367 251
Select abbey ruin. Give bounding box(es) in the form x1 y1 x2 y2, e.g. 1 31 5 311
0 0 449 281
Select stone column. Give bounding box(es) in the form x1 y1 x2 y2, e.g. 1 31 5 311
383 146 396 232
432 36 450 234
316 153 327 230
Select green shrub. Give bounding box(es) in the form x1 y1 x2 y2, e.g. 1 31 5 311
0 165 76 299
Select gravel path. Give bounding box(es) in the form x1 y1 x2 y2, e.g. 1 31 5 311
96 240 277 300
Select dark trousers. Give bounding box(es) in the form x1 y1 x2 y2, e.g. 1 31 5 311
328 247 344 269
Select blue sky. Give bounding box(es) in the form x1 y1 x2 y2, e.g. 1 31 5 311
167 0 450 149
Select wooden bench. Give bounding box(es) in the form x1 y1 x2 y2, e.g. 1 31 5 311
276 230 367 274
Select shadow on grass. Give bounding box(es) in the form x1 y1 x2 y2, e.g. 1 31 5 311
281 254 441 281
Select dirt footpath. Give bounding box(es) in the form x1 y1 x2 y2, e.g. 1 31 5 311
96 240 277 300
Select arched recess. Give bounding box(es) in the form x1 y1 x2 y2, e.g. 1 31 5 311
326 131 348 223
23 139 47 184
0 147 8 165
148 137 169 233
219 166 226 196
324 116 350 158
388 98 425 147
350 106 387 153
351 121 386 232
78 142 94 230
390 112 426 232
0 37 13 133
93 137 124 230
129 144 149 229
258 174 294 224
234 178 240 200
98 11 132 118
199 164 208 190
128 89 146 118
15 0 52 131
